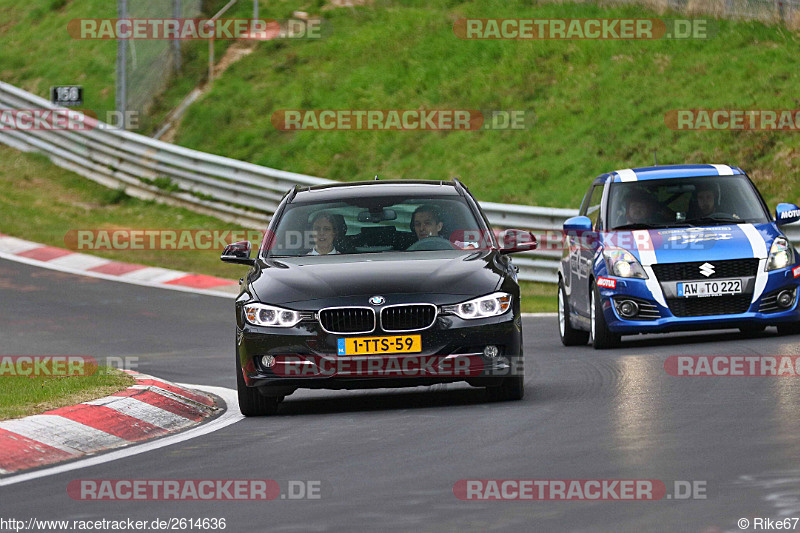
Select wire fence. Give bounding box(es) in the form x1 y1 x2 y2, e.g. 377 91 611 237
115 0 203 128
591 0 800 25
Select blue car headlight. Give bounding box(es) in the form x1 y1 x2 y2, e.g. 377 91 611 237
602 248 648 279
766 236 795 271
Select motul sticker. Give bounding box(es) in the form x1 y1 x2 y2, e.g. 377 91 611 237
597 277 616 289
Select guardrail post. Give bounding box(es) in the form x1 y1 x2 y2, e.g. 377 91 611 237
115 0 128 130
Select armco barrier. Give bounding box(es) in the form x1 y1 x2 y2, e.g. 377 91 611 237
1 81 797 283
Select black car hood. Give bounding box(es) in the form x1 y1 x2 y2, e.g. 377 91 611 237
250 251 506 304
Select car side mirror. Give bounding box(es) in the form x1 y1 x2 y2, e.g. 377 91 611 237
563 215 592 233
775 203 800 226
221 241 255 266
497 229 538 254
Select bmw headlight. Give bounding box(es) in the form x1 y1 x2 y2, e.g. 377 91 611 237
767 237 795 271
442 292 512 319
602 248 648 279
244 303 302 327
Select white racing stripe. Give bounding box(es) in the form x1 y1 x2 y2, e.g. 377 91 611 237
84 396 197 431
0 384 243 487
632 230 667 308
711 164 734 175
616 169 637 182
738 223 769 303
0 415 127 455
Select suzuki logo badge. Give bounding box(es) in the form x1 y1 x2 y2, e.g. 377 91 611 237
699 262 715 277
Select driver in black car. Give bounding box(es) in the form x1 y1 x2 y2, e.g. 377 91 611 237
411 204 444 240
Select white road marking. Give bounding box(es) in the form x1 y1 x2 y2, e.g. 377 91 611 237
0 236 44 255
0 415 127 455
119 266 187 284
0 385 243 487
84 396 198 431
0 250 236 298
47 253 111 271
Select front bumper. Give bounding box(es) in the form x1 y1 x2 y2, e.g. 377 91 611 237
598 267 800 334
237 312 523 392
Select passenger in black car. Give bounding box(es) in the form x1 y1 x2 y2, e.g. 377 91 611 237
308 212 346 255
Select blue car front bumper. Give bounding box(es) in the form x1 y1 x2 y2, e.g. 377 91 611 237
598 268 800 334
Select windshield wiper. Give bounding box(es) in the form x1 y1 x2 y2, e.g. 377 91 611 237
612 223 673 230
684 216 742 226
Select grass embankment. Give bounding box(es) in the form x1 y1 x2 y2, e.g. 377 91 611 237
170 0 800 209
0 365 134 421
13 0 797 310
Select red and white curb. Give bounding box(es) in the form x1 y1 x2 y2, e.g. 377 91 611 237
0 233 239 297
0 371 220 475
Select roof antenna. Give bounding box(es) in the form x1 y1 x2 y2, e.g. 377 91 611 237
653 149 658 166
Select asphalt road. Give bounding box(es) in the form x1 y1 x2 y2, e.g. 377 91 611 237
2 257 800 532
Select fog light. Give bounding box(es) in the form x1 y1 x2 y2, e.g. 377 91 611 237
483 345 500 358
261 355 276 368
777 290 795 309
618 300 639 318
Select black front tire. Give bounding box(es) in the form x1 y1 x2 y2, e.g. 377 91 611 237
559 279 590 346
739 325 767 337
236 355 280 416
777 321 800 335
486 375 524 402
590 282 620 350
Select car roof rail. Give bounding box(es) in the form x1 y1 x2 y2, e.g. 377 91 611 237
285 184 302 204
451 177 468 197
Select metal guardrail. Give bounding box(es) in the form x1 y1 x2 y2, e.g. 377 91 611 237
0 81 573 282
2 80 798 283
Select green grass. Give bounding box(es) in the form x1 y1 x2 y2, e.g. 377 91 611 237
0 366 135 420
0 0 254 133
0 146 555 310
167 0 800 209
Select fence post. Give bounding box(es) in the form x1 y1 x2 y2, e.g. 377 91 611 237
172 0 182 72
115 0 128 130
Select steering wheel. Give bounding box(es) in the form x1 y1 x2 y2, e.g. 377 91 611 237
405 236 456 251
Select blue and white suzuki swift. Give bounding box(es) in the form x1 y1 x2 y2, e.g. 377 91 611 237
558 164 800 348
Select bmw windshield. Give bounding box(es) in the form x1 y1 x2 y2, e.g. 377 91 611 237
608 175 771 230
263 195 488 258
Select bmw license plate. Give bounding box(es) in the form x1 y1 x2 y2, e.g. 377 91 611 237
338 335 422 355
677 279 743 298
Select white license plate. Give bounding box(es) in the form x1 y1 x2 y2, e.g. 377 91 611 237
677 279 742 298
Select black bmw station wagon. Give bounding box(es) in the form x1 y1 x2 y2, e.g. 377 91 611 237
222 179 536 415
